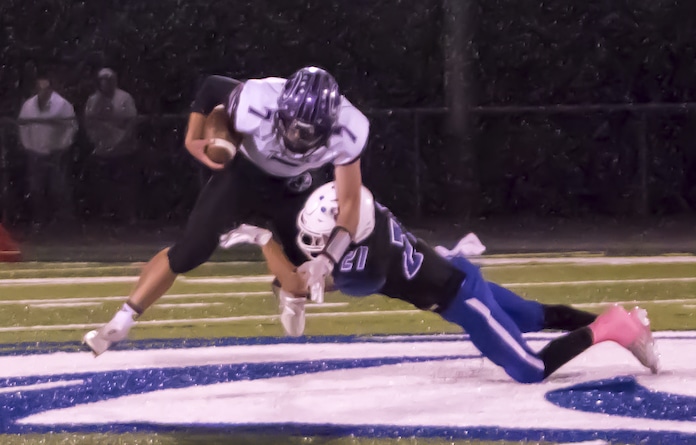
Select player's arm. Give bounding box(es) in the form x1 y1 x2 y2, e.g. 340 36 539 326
334 159 362 238
185 76 242 170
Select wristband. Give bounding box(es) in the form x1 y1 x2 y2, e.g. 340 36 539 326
321 226 352 264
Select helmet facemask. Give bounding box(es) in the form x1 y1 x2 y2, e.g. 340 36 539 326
276 114 328 156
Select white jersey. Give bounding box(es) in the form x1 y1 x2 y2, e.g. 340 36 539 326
233 77 369 178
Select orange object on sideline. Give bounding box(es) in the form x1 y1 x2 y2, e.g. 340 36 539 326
0 224 21 262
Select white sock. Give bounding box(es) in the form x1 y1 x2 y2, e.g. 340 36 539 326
110 303 138 329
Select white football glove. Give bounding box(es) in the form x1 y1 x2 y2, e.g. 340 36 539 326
219 224 272 249
297 254 333 303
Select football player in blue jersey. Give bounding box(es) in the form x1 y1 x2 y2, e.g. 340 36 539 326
220 182 660 383
84 67 370 355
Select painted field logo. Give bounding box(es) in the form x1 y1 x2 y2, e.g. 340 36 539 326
0 334 693 444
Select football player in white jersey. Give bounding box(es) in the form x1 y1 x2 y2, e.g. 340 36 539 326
83 67 369 355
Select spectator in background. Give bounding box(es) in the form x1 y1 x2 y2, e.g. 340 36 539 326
18 77 78 230
84 68 139 224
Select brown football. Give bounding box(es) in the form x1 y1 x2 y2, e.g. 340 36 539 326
205 139 237 164
203 105 242 164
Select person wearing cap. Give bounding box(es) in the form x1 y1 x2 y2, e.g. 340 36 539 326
84 68 139 224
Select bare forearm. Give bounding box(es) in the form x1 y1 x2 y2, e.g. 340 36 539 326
185 113 206 148
336 199 359 236
334 160 363 237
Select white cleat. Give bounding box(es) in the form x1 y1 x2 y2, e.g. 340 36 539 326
82 311 134 357
627 307 660 374
434 232 487 258
83 329 114 356
219 224 272 248
278 289 306 337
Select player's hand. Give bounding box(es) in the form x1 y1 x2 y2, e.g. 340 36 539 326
297 254 333 303
186 138 225 171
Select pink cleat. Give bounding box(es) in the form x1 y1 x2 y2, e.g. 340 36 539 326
589 304 660 374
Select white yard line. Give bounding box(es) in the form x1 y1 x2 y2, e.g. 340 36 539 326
156 303 225 309
0 261 257 275
502 277 696 287
30 302 101 309
178 276 273 284
476 255 696 265
0 275 275 286
3 274 696 289
573 298 696 308
0 310 420 333
0 292 271 306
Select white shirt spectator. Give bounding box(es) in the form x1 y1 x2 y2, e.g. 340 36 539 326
84 71 138 158
18 92 77 155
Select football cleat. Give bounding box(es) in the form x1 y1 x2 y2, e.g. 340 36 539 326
590 304 660 374
82 312 133 357
219 224 272 248
278 289 306 337
627 307 660 374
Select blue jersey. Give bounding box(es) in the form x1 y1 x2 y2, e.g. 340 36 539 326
332 203 466 312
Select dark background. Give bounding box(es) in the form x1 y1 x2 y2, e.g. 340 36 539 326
1 0 696 234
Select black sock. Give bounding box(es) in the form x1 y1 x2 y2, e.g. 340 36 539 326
540 327 593 378
544 304 597 331
125 301 144 315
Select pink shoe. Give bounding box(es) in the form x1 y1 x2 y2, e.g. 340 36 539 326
589 304 660 374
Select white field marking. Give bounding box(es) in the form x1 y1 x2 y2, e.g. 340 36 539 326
502 277 696 287
30 302 101 309
573 298 696 308
4 273 696 289
0 292 271 306
0 310 421 333
0 275 274 286
156 303 225 309
178 276 273 284
153 302 348 310
0 261 257 275
306 302 349 309
0 379 84 394
0 265 140 274
476 255 696 265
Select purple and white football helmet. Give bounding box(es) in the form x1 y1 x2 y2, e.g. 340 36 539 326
275 66 341 156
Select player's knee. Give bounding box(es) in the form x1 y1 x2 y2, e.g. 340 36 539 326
167 239 216 274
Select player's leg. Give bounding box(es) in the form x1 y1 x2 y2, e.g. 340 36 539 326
264 169 331 335
440 263 546 383
487 282 597 332
448 254 597 332
541 304 659 376
84 163 247 355
442 260 658 382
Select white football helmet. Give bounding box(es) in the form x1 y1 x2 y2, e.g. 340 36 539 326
297 181 375 259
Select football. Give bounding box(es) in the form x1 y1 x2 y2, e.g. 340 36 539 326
203 105 242 164
205 138 237 164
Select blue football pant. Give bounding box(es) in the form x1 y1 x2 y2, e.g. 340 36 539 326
441 256 546 383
